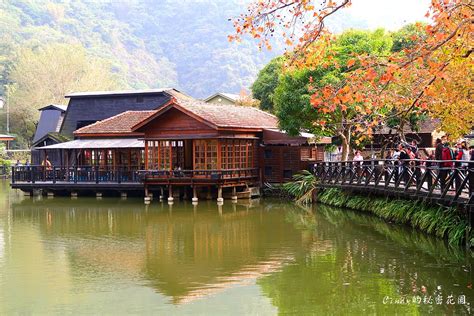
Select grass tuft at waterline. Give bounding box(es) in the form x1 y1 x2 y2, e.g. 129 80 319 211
317 188 471 247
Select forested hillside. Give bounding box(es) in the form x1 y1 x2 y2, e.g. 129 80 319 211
0 0 285 146
0 0 277 98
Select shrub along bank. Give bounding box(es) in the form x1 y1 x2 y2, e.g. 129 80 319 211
317 188 471 247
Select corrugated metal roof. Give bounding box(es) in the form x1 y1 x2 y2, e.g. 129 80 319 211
0 134 15 140
203 92 240 102
36 138 144 149
65 88 183 98
38 104 68 112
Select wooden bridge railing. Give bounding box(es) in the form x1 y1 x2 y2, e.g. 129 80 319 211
314 159 473 207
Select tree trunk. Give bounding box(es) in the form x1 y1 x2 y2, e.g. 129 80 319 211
398 120 406 143
339 129 351 161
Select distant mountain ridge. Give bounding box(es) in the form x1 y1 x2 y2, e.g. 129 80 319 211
0 0 279 98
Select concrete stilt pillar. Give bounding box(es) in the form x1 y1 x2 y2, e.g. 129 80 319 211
148 193 153 200
96 192 102 199
168 185 174 202
217 186 224 203
231 186 238 201
71 192 78 199
47 191 54 198
192 186 198 203
144 187 151 203
121 192 127 199
160 187 164 200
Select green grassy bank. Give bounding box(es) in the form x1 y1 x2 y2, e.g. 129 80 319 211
317 188 471 247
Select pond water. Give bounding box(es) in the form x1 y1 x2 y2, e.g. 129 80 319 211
0 181 472 314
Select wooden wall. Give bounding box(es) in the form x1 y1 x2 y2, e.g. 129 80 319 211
142 108 217 139
260 145 323 183
260 146 299 183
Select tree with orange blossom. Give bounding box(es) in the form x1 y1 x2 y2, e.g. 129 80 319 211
232 0 473 159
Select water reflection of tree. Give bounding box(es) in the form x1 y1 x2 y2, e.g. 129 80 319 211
261 204 473 314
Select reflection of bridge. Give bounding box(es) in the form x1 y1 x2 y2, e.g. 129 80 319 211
314 160 473 210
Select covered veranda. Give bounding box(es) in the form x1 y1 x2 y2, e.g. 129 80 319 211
17 138 145 184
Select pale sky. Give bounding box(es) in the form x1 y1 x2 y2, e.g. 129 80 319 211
327 0 431 32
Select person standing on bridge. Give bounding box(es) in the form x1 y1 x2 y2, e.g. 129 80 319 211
453 141 470 193
353 151 363 164
424 151 435 190
353 150 364 178
435 136 446 161
398 144 410 184
440 142 454 192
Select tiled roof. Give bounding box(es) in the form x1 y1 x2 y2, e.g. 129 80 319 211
170 96 278 129
74 110 156 135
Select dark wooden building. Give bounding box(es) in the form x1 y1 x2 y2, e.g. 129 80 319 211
31 104 68 165
33 104 68 144
369 119 443 150
60 89 187 137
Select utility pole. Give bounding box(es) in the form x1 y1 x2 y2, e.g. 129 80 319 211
0 94 10 135
0 96 4 133
6 97 8 135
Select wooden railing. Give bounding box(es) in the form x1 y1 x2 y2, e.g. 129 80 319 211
138 168 259 182
314 160 473 206
11 165 142 184
11 166 259 184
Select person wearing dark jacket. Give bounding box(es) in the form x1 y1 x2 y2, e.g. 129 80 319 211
398 144 410 184
470 145 474 197
435 136 445 161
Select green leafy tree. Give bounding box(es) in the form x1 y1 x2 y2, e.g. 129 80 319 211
274 29 393 160
391 23 427 53
251 56 284 112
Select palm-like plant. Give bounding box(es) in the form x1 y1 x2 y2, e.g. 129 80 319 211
283 170 318 205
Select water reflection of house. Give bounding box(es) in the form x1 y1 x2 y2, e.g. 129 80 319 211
11 200 302 304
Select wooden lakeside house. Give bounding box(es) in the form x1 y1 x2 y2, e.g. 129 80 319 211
13 90 324 199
